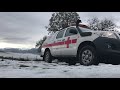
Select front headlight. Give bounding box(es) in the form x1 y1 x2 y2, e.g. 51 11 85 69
100 32 117 39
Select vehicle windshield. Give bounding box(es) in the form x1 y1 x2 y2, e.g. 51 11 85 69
79 27 92 32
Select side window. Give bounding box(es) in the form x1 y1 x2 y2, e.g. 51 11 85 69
65 28 78 37
56 30 65 39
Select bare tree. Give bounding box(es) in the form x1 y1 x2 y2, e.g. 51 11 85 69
35 36 47 53
87 17 116 31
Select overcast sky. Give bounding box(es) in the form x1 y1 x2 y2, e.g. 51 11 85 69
0 12 120 49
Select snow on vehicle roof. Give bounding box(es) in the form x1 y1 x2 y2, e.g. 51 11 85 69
70 23 90 29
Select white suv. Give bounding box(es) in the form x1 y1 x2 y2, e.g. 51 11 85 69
41 20 120 66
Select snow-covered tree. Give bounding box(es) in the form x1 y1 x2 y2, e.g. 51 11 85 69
35 36 47 53
46 12 80 33
100 18 116 31
87 17 116 31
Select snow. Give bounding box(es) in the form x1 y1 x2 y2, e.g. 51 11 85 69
1 57 120 78
0 52 120 78
0 52 42 60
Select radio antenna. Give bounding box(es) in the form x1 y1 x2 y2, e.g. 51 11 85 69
76 19 82 27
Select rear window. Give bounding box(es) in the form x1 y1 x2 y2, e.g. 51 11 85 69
79 27 92 32
45 33 56 42
65 27 78 37
56 30 65 39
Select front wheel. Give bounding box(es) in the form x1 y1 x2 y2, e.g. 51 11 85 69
78 45 99 66
43 50 52 63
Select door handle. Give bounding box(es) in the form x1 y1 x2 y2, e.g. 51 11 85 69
62 39 65 41
57 40 61 42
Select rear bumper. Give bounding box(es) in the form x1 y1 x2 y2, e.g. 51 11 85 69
40 48 45 57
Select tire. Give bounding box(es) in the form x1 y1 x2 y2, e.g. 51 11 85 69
43 50 52 63
111 59 119 65
112 63 119 65
78 45 99 66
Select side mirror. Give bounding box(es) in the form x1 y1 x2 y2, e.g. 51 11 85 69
69 29 78 34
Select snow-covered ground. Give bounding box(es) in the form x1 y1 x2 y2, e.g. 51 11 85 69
0 52 120 78
1 58 120 78
0 52 42 60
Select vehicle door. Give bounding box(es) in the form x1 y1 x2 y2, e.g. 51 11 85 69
51 30 65 56
61 27 80 56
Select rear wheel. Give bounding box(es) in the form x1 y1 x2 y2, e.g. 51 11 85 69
43 50 52 63
78 45 99 66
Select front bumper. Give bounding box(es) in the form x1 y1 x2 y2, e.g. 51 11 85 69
93 37 120 59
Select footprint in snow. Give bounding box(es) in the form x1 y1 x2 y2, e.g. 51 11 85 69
33 66 38 68
63 70 69 72
19 64 30 67
42 67 51 69
43 64 49 66
50 64 58 66
1 59 4 61
87 68 92 69
7 62 10 64
0 65 9 67
42 67 55 69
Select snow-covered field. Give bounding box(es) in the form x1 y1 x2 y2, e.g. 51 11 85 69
0 52 120 78
0 52 42 60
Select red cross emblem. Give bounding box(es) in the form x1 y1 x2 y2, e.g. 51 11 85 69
65 37 71 48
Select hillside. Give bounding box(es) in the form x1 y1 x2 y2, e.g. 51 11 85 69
0 51 42 61
0 48 39 54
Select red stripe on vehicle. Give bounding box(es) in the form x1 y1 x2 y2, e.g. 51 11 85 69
65 37 71 48
72 39 77 43
42 37 77 48
58 41 64 45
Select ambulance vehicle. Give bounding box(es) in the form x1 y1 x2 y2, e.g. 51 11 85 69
41 20 120 66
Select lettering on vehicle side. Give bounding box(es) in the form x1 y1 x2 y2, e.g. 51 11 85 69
42 37 77 48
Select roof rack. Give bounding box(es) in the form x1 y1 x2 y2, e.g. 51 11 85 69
69 19 90 29
71 23 90 29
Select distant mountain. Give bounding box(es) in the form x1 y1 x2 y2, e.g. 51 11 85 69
0 50 5 53
0 48 39 54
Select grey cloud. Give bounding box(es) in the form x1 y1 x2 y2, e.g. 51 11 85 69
2 37 30 44
0 12 50 47
1 12 120 49
0 12 51 27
